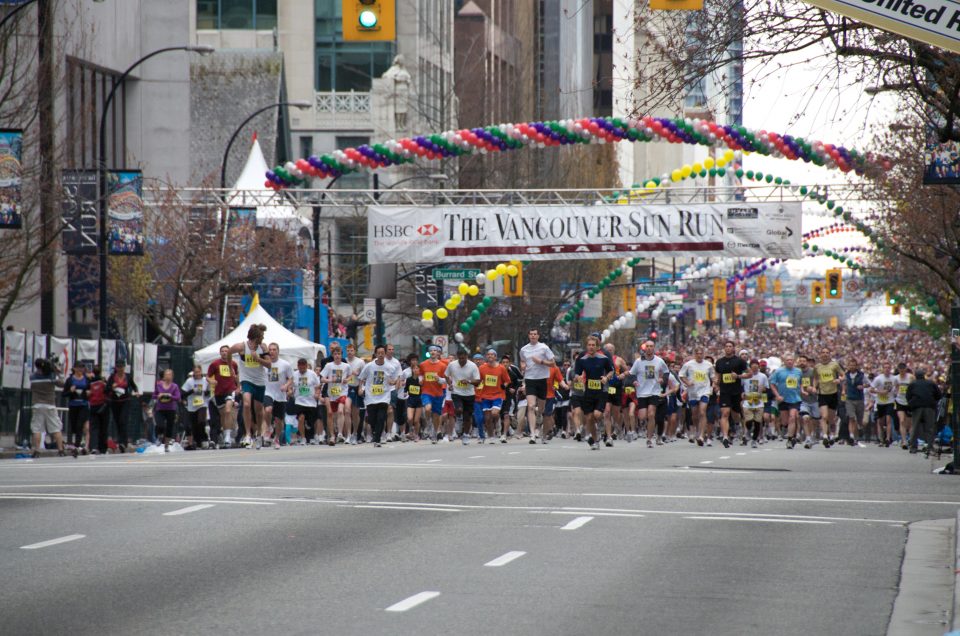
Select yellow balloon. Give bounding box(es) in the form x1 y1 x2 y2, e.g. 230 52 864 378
670 169 682 182
703 157 715 169
680 165 692 178
450 293 462 304
457 282 469 295
692 162 703 173
467 284 479 296
436 307 448 319
716 157 727 168
509 260 521 267
644 180 657 190
421 309 434 321
486 268 497 279
723 149 735 162
444 299 456 310
506 264 519 277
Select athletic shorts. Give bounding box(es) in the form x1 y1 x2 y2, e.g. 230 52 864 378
799 402 821 420
270 400 286 422
606 387 623 405
544 398 556 417
406 395 422 409
569 395 583 410
452 394 475 413
442 401 455 417
480 398 503 412
327 396 347 412
240 381 265 403
348 386 361 402
763 402 776 414
31 407 62 434
636 395 661 409
876 403 895 419
666 395 679 415
423 393 445 414
818 393 839 410
778 401 800 412
621 390 637 407
845 400 864 423
718 392 743 412
895 402 910 413
214 394 235 408
580 392 605 414
743 407 763 424
687 395 709 409
295 405 317 423
524 379 547 401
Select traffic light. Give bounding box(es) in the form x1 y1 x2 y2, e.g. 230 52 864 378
504 262 523 297
757 275 766 294
713 278 727 303
825 269 842 299
886 292 901 314
705 301 715 321
342 0 396 41
811 281 825 305
773 279 782 295
621 284 636 313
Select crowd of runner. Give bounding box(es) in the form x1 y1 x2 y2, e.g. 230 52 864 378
28 324 953 459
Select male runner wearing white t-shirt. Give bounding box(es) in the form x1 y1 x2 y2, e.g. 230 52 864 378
519 328 556 444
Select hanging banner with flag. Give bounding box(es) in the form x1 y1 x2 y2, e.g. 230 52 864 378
107 170 144 255
0 129 23 229
50 337 73 373
1 330 24 388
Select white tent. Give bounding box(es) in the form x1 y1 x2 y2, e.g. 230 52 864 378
194 295 325 367
228 135 307 232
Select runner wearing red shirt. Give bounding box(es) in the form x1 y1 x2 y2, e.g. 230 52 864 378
207 345 239 447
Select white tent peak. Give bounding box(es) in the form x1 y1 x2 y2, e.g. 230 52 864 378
227 137 305 230
194 300 325 367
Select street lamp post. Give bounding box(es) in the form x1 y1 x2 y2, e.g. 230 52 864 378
97 44 213 362
216 100 311 337
312 175 341 344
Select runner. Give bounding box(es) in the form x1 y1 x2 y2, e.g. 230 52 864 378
871 363 897 447
404 354 423 441
679 348 715 446
320 345 354 447
345 343 366 444
264 343 294 449
572 335 614 450
182 365 212 449
477 348 511 444
419 345 449 443
445 348 481 445
629 341 669 448
384 344 403 441
226 324 272 449
842 357 866 446
813 350 844 446
292 358 321 445
106 360 140 453
358 345 401 447
714 340 747 448
740 359 769 448
566 351 586 441
542 361 567 443
63 362 91 455
798 355 822 449
207 345 239 448
519 328 556 444
893 362 915 450
769 354 803 449
602 343 628 441
153 368 181 451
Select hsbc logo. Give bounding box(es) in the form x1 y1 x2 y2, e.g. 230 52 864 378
417 224 439 237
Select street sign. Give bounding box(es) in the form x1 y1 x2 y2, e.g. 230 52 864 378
432 268 481 281
432 334 449 353
666 303 683 310
638 284 678 295
362 298 377 322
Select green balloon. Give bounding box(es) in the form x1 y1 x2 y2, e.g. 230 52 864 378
470 310 481 321
459 323 469 332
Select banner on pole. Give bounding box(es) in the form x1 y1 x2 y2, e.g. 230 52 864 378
61 170 99 255
107 170 144 255
367 203 802 263
1 330 24 388
0 129 23 229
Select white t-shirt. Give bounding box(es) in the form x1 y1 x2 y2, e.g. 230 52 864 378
292 369 320 407
872 374 896 405
346 356 365 387
629 355 669 397
359 360 400 405
679 359 714 401
182 376 210 413
384 357 403 393
320 360 352 400
520 342 555 380
397 367 412 399
445 360 481 396
893 373 913 405
265 359 293 402
237 340 268 386
741 372 769 409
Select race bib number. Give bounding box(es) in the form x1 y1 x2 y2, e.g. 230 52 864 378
456 380 469 389
297 384 311 397
722 373 735 384
425 372 437 383
587 379 602 391
408 385 421 396
607 386 617 395
244 353 259 368
330 386 342 397
819 371 835 383
898 384 908 395
745 392 761 403
371 385 385 395
485 375 498 387
219 365 231 377
192 395 204 407
158 394 171 403
801 377 811 387
625 386 635 394
878 392 889 400
573 380 585 391
693 370 708 383
785 377 798 389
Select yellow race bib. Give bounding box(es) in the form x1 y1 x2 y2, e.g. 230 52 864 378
191 395 204 407
722 373 735 384
801 377 811 388
244 353 259 368
573 380 585 391
330 386 342 397
785 377 798 389
587 379 602 391
693 370 708 383
484 374 498 387
607 386 617 395
425 372 437 383
625 386 635 394
819 371 835 383
371 385 385 395
408 385 421 396
456 380 469 388
219 364 231 377
898 385 908 395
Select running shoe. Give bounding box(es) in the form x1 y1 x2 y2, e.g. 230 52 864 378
646 439 653 448
442 435 451 443
273 438 280 450
374 442 382 448
655 437 663 446
500 435 507 444
803 438 812 449
462 436 469 445
696 437 704 447
689 436 696 444
750 440 758 448
822 438 831 448
740 437 748 446
590 441 600 450
706 438 713 447
574 432 582 442
605 439 613 448
786 437 796 449
722 437 731 449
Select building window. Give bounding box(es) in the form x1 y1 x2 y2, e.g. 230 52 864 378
336 217 368 308
196 0 277 30
299 135 314 159
315 0 393 91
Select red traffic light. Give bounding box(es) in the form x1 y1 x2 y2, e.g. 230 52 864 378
650 331 658 340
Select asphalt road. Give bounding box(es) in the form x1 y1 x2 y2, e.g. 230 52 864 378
1 438 957 635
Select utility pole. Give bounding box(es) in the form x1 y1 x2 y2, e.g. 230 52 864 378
37 0 56 334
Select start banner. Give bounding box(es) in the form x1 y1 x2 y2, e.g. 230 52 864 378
367 202 801 263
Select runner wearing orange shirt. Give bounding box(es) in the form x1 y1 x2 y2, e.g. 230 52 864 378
476 348 511 443
542 365 568 442
419 345 449 441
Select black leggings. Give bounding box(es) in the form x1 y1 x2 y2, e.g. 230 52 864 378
109 400 131 444
366 403 389 443
188 410 207 443
91 404 110 453
156 410 177 440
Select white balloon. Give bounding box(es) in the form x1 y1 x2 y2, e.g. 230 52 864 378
421 319 433 328
454 332 465 343
624 311 633 320
601 330 610 340
475 273 487 284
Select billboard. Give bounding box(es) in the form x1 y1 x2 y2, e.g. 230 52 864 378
107 170 144 255
0 129 23 229
367 202 802 263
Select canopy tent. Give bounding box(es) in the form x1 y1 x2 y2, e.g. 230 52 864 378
194 294 325 367
228 135 307 232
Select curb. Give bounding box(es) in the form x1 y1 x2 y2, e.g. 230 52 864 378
954 510 960 632
889 518 955 635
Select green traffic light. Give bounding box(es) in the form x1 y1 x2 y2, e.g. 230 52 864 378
358 9 378 28
829 289 837 296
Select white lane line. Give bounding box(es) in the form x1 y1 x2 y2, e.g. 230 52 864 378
561 516 594 530
535 448 550 452
750 450 760 453
551 511 644 518
560 506 900 524
385 591 441 612
507 451 521 455
425 459 442 463
163 504 215 516
352 505 461 512
699 460 713 464
736 452 746 456
0 494 272 505
21 534 86 550
685 516 833 525
468 455 485 459
719 456 731 460
484 551 526 567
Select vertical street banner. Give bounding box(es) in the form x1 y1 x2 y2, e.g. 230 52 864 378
0 129 23 229
61 170 99 254
76 338 99 367
50 336 73 373
107 170 144 255
133 343 158 391
1 330 24 389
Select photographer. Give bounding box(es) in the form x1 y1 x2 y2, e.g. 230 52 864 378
30 358 66 458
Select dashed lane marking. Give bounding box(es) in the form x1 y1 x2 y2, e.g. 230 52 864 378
21 534 85 550
484 551 526 567
561 516 594 530
385 592 441 612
